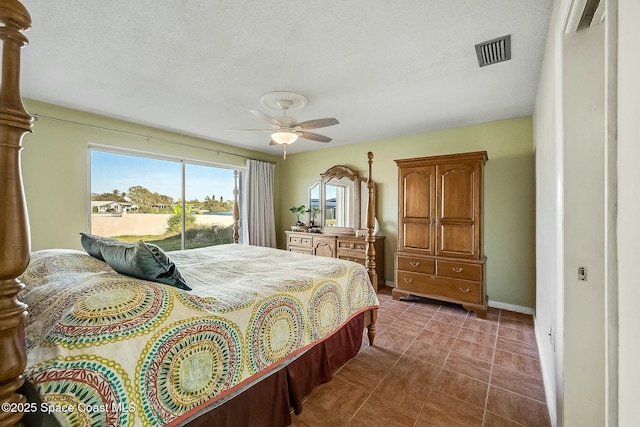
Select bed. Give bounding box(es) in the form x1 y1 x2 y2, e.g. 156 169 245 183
0 2 380 427
18 244 378 427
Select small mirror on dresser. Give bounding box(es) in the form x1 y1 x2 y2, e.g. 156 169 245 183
308 181 320 227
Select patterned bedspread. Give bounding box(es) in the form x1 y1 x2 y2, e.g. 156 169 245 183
19 244 379 427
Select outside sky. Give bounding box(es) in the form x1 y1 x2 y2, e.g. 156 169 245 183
91 150 237 202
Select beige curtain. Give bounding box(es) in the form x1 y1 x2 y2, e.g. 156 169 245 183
242 159 276 247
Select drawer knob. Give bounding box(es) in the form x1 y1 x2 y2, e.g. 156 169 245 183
458 287 471 293
403 277 413 283
452 267 464 273
409 261 420 267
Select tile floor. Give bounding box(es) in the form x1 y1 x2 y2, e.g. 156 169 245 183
290 288 551 427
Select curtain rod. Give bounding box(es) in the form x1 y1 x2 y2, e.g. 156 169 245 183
32 113 276 164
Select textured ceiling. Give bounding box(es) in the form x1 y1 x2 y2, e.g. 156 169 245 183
19 0 553 156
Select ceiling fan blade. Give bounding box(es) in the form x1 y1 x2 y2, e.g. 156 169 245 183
249 109 282 126
295 118 339 130
297 131 332 143
225 128 273 132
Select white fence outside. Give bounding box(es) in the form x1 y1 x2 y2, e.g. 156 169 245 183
91 213 235 237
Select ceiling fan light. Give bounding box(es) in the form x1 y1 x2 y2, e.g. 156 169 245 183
271 131 298 145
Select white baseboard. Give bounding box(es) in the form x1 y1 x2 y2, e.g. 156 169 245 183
488 300 534 315
382 285 534 316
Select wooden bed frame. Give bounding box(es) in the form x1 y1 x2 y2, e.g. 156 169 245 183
0 2 378 425
0 2 33 426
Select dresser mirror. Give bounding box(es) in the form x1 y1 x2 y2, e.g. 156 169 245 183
288 153 383 290
324 176 355 229
306 164 372 235
308 181 320 226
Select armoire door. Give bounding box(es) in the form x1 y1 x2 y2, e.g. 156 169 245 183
398 165 436 255
436 161 482 259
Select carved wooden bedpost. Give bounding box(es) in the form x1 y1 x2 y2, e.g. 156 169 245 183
0 1 32 426
365 152 377 345
365 152 377 291
232 170 239 243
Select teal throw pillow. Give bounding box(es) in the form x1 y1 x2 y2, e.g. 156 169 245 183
79 232 130 261
100 240 191 291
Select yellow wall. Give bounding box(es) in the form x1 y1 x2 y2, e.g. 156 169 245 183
21 99 535 308
278 117 536 308
21 99 281 250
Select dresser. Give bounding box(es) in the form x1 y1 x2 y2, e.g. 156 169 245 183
286 231 385 292
393 151 488 318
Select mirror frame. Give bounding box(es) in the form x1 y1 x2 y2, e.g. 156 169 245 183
307 181 321 226
319 165 362 235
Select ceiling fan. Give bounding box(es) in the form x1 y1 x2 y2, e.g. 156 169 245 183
227 91 339 158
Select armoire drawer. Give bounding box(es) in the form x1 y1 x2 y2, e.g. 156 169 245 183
436 260 483 281
396 271 482 304
396 255 435 275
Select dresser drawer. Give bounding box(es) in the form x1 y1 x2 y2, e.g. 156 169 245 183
396 255 435 275
436 260 483 281
338 254 365 266
396 271 482 304
337 239 367 252
290 248 313 255
288 235 312 247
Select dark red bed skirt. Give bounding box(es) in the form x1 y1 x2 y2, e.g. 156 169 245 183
183 312 366 427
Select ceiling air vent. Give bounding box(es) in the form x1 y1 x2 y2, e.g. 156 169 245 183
475 35 511 67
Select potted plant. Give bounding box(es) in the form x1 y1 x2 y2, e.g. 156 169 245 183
289 205 307 226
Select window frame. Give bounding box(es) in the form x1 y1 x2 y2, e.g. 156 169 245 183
87 144 245 250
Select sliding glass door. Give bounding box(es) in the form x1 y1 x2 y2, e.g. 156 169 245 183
89 147 242 251
184 163 240 249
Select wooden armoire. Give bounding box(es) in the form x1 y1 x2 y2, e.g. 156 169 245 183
393 151 488 318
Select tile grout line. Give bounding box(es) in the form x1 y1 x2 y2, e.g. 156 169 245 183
413 306 470 427
411 303 447 427
393 299 442 426
295 293 544 427
345 298 427 427
386 300 464 427
489 384 550 406
343 368 386 426
485 310 542 427
481 308 500 427
384 296 544 427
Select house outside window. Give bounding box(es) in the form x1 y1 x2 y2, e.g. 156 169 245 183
89 147 243 251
